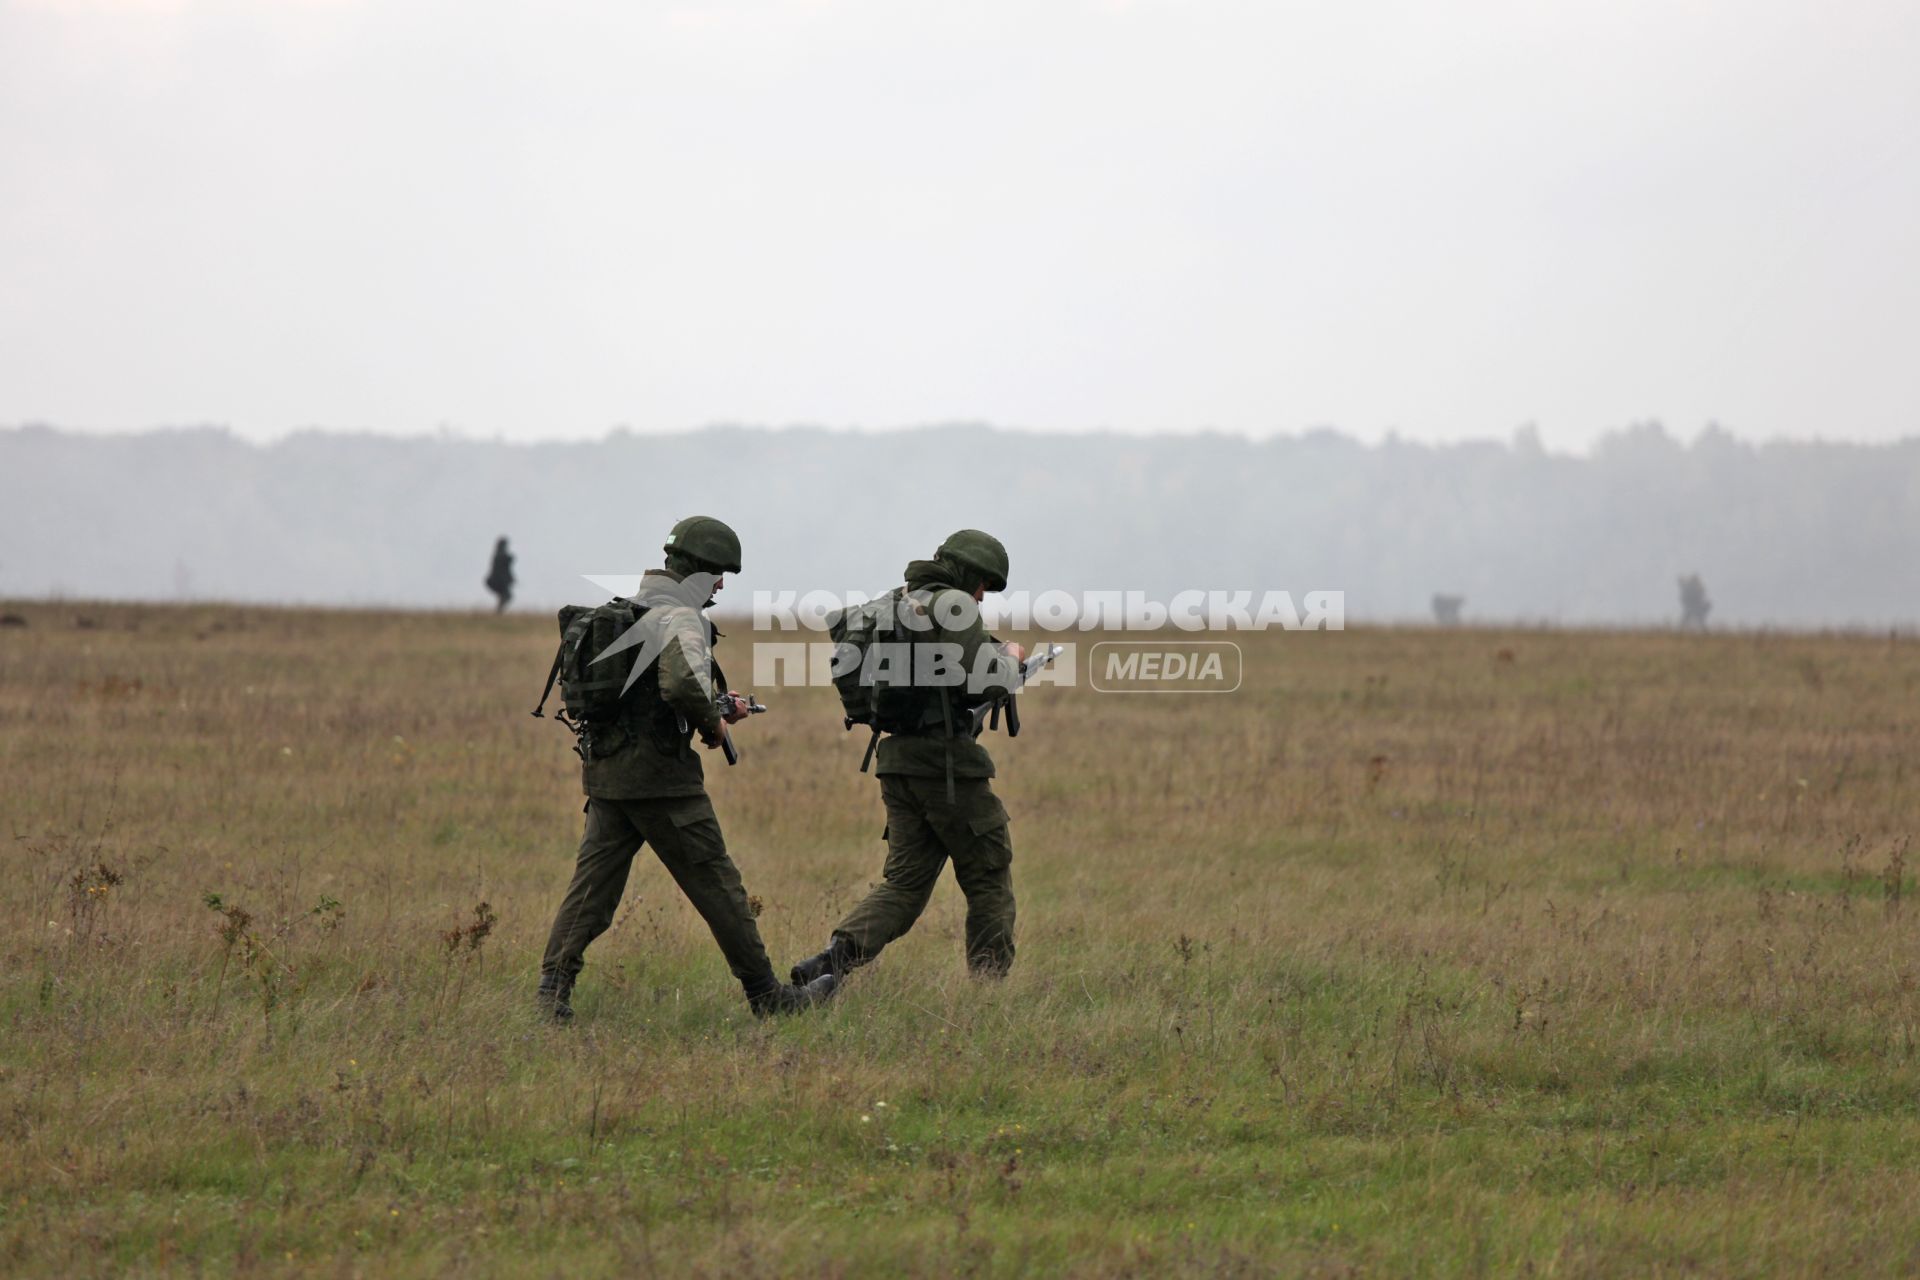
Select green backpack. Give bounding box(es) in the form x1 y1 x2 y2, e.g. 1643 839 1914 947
531 599 665 756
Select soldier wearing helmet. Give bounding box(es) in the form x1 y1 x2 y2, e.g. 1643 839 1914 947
791 529 1027 985
661 514 744 579
536 516 836 1021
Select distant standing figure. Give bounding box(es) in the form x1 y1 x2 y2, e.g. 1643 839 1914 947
485 537 515 613
1431 594 1465 626
1678 574 1711 630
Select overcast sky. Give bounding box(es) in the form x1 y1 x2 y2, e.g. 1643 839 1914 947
2 0 1916 451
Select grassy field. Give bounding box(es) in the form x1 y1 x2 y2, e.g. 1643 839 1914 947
3 602 1919 1277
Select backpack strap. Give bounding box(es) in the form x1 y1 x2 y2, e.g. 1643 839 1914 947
937 687 956 803
531 640 567 718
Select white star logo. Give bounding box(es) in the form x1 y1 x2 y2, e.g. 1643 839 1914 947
579 570 723 699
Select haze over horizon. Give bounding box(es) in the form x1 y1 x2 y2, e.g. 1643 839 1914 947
14 416 1886 457
4 0 1918 452
5 422 1915 627
14 413 1915 454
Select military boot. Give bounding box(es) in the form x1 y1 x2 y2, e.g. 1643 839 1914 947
535 971 575 1024
789 936 856 987
746 972 840 1018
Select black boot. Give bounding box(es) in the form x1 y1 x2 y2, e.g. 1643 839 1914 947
535 971 575 1023
747 972 840 1018
789 936 856 987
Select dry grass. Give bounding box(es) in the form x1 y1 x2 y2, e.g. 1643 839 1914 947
3 602 1919 1276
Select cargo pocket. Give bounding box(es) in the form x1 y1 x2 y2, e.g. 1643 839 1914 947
961 793 1012 869
664 798 726 863
967 805 1009 837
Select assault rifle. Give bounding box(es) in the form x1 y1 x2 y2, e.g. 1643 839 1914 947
968 644 1064 737
678 691 767 766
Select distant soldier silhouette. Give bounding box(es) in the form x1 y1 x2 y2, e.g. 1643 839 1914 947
1678 574 1711 630
485 537 515 613
1431 594 1465 626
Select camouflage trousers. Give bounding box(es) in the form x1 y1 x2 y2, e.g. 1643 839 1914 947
834 776 1016 975
540 794 775 994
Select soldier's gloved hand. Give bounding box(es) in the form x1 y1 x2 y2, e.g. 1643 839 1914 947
698 726 724 749
1002 642 1027 665
719 692 750 724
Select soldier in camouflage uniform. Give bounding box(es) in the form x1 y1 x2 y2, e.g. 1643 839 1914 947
536 516 836 1021
792 530 1027 986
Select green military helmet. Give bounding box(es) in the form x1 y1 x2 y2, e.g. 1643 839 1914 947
663 515 744 574
937 529 1010 592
